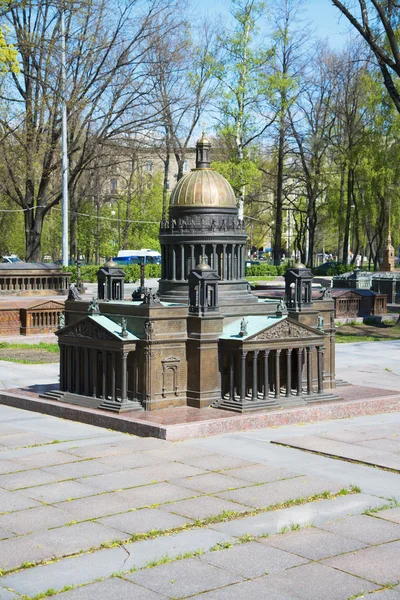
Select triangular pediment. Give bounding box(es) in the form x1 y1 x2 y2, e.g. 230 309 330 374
57 316 120 341
247 317 324 342
27 300 64 310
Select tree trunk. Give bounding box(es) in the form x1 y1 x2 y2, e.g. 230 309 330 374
162 151 170 221
24 208 44 262
274 117 285 266
342 166 353 264
70 193 77 263
337 163 345 258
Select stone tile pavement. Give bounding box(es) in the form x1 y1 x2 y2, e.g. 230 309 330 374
0 406 399 599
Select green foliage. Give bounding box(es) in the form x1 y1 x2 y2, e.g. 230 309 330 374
212 158 261 196
64 264 161 283
245 264 286 276
0 26 19 75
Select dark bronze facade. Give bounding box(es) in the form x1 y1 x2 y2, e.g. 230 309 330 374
54 136 339 414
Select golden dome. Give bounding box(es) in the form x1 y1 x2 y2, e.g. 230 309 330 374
170 169 237 208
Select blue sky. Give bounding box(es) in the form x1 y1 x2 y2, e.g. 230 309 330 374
194 0 351 49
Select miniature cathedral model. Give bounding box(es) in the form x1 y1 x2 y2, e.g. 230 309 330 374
52 135 339 413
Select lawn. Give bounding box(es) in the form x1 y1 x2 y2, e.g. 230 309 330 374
336 321 400 343
0 342 59 364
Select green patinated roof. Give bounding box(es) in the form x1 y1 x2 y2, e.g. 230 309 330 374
220 315 287 341
89 315 139 341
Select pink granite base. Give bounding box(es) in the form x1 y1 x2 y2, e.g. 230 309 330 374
0 387 399 441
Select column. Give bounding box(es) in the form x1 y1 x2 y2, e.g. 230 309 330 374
240 350 247 401
296 348 303 395
180 245 185 280
263 350 270 400
306 346 313 395
232 244 237 279
252 350 259 401
286 349 292 397
317 346 324 393
121 351 128 402
102 351 107 399
92 349 97 398
84 348 89 396
229 352 235 400
275 349 281 399
75 347 80 394
212 244 217 272
190 245 195 270
172 246 176 281
60 345 65 391
67 347 72 391
222 244 227 280
111 351 116 401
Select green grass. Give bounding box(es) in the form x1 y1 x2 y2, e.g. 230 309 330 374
336 333 395 344
0 342 59 352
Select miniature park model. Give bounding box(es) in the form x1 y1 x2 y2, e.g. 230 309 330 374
52 135 339 414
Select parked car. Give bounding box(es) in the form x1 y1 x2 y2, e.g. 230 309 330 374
2 255 23 264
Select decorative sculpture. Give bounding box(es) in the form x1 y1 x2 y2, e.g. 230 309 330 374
58 312 65 329
317 315 324 330
67 283 81 301
239 317 248 337
88 297 100 314
121 317 128 338
276 298 288 316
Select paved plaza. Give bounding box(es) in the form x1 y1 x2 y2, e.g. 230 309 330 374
0 402 399 599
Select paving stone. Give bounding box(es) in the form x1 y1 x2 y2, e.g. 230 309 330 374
0 587 21 599
363 590 400 599
201 541 307 577
256 562 378 599
0 505 71 535
357 438 400 453
177 454 254 471
19 480 98 503
42 460 115 479
0 490 41 513
0 546 129 595
323 541 400 585
118 482 201 508
317 430 384 444
263 526 367 559
29 521 127 558
126 557 242 598
0 528 14 540
13 452 81 469
79 463 206 492
0 469 64 491
216 475 339 509
374 507 400 524
56 492 134 520
96 452 166 470
225 465 301 484
65 438 169 458
171 472 249 494
0 432 56 449
0 536 52 571
363 452 400 470
163 495 250 520
144 445 216 462
277 434 383 459
211 494 387 538
54 578 166 599
97 508 192 534
0 459 23 474
0 528 236 596
191 579 292 600
319 514 400 544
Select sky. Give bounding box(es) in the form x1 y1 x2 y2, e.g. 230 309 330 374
194 0 352 49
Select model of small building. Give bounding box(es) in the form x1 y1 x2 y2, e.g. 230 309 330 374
53 135 338 414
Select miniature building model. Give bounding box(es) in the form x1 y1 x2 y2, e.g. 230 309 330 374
53 136 339 413
330 289 387 318
0 263 71 295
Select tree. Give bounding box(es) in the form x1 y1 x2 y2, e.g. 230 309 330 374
0 0 179 261
330 0 400 114
214 0 275 220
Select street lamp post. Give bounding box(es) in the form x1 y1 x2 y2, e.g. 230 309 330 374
111 198 121 249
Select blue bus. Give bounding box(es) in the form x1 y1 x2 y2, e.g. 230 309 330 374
113 249 161 265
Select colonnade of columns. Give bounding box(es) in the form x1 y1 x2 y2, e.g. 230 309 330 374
28 310 61 328
0 276 69 291
60 345 132 403
224 345 325 402
161 243 246 282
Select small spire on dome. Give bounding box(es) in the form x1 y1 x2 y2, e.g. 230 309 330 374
196 127 211 169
